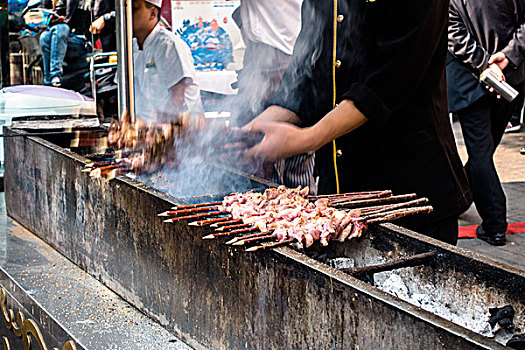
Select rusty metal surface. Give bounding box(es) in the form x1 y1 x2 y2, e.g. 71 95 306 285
0 193 190 350
0 268 87 350
3 127 519 349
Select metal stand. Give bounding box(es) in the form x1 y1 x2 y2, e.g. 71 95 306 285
115 0 135 123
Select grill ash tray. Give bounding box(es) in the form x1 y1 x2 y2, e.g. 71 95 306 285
303 226 525 345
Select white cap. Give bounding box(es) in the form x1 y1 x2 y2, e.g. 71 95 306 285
145 0 162 7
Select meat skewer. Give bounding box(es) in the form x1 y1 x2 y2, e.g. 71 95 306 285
171 202 222 210
210 220 243 228
327 190 393 204
164 211 222 223
246 238 296 252
84 161 115 168
89 164 131 178
333 193 418 207
188 216 233 227
366 206 433 223
158 206 219 217
160 185 433 251
202 227 259 239
225 231 271 245
232 234 277 246
358 198 429 217
215 223 251 231
310 190 391 199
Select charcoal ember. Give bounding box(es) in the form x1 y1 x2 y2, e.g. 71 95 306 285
507 333 525 350
488 304 515 329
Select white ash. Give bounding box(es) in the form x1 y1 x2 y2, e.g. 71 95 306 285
375 272 494 338
330 258 355 269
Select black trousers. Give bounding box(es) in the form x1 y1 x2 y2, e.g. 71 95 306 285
402 215 459 246
457 93 518 234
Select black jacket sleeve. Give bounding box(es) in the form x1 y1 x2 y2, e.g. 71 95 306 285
93 0 115 19
501 1 525 68
54 0 80 24
54 0 67 17
341 0 448 125
447 0 490 72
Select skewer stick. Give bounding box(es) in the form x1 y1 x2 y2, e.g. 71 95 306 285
225 231 272 244
188 216 232 226
105 168 130 180
333 193 418 207
158 206 219 217
232 234 276 246
171 201 222 210
202 227 258 240
164 211 222 223
89 164 130 178
310 190 391 199
210 220 242 228
359 198 429 218
215 223 251 231
85 161 114 168
246 238 296 252
366 206 433 223
328 191 393 204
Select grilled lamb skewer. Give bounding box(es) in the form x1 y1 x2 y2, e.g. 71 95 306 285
188 217 233 226
202 227 259 239
158 206 219 217
164 211 222 223
171 202 222 210
161 186 433 251
246 239 296 252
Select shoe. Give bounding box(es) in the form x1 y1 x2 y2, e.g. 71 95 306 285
521 147 525 155
50 76 62 87
505 121 521 133
476 225 506 246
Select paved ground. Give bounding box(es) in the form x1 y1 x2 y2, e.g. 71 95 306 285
453 120 525 270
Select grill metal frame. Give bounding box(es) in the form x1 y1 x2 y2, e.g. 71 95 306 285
3 127 523 350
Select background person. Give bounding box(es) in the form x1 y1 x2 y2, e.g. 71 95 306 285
39 0 91 86
89 0 116 51
447 0 525 246
231 0 317 193
130 0 203 121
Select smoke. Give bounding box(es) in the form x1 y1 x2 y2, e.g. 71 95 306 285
136 118 265 198
136 0 368 197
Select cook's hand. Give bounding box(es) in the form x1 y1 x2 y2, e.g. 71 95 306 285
243 121 313 161
243 105 301 130
484 61 506 97
488 62 506 82
90 16 105 34
489 52 509 72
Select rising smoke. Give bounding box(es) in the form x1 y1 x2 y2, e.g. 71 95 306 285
137 0 367 197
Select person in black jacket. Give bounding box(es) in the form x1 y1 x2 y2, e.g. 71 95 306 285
242 0 472 245
89 0 115 51
39 0 91 86
447 0 525 246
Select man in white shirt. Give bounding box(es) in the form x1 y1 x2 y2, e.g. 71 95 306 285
232 0 302 126
131 0 203 122
231 0 315 193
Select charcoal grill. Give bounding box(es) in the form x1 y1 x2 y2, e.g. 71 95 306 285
3 126 525 349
